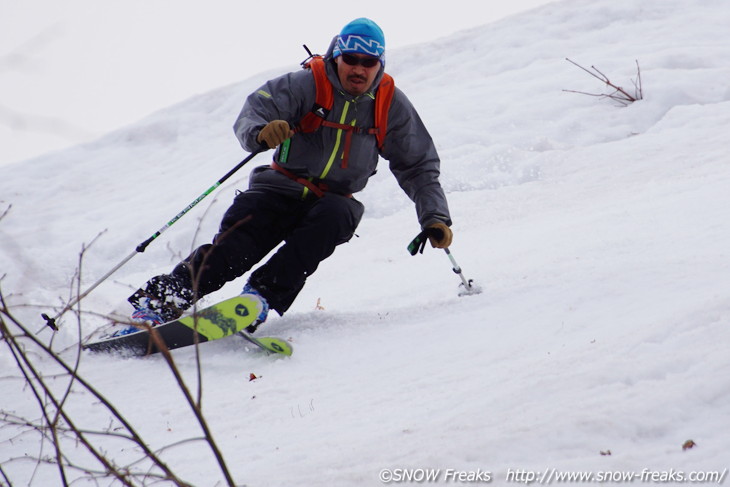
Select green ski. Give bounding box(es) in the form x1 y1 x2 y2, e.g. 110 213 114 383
83 296 292 356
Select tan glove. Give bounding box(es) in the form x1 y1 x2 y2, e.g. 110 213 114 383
257 120 293 148
427 222 453 248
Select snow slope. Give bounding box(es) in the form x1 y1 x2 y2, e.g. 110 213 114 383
2 0 730 485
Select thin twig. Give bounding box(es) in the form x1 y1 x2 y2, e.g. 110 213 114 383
1 292 190 486
149 330 236 487
564 58 643 106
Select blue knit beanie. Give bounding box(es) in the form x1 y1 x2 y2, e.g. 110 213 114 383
332 18 386 61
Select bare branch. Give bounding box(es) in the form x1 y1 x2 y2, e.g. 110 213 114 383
0 203 11 222
1 286 192 486
0 163 254 484
564 58 644 106
1 209 241 486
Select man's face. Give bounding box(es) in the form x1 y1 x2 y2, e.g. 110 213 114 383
335 53 381 96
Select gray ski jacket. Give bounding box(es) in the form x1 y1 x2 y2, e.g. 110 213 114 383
233 43 451 229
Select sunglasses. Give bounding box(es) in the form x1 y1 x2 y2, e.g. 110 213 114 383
341 53 381 68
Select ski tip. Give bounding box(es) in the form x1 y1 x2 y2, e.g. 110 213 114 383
239 332 293 356
259 337 293 356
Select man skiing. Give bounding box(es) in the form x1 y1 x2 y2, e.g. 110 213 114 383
121 17 452 335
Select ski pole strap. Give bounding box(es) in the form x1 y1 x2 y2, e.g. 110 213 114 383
407 229 433 256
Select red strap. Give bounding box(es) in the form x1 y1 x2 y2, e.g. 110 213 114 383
271 162 353 199
373 73 395 150
320 120 358 169
299 57 395 149
297 57 395 168
271 161 326 198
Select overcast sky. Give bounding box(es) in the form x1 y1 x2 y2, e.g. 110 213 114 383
0 0 554 166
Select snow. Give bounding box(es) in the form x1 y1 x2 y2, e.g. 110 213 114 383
0 0 552 167
2 0 730 485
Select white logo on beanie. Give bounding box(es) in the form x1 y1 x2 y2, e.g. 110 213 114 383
336 34 384 57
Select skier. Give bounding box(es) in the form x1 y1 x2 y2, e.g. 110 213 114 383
120 17 452 335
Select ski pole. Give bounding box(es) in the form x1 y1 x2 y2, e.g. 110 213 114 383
41 148 266 331
407 230 481 295
443 248 481 295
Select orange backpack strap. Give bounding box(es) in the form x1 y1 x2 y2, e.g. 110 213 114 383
371 73 395 151
297 56 395 154
297 57 333 134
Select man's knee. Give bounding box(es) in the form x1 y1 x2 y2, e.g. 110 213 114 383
313 194 364 241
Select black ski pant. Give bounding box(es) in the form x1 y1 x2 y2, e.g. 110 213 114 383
129 189 364 317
